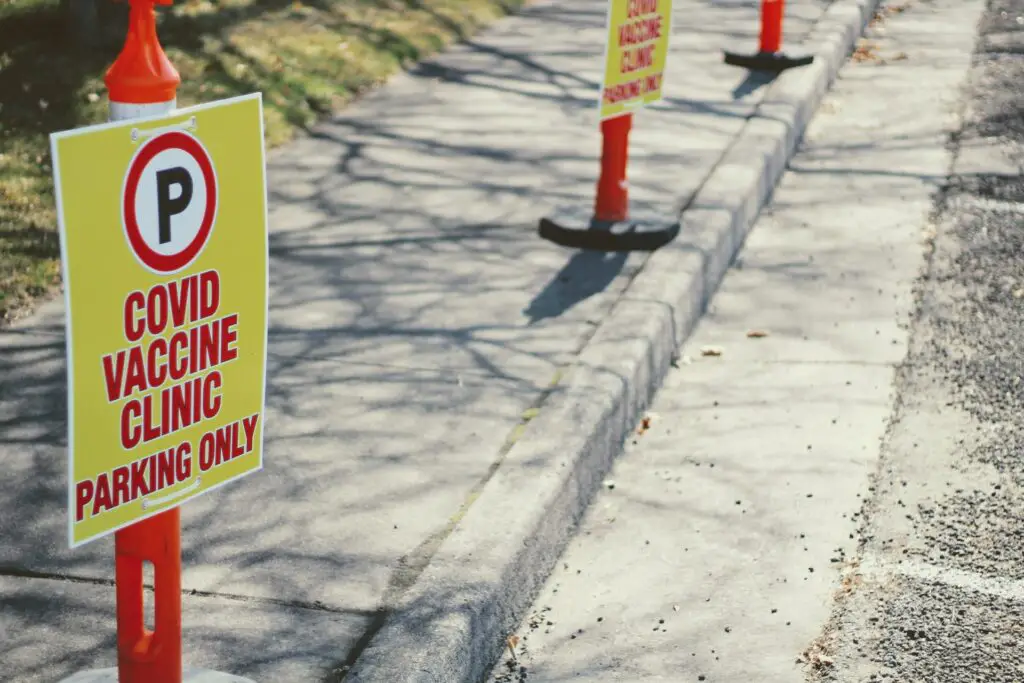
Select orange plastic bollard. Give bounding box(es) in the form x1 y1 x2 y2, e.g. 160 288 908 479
105 2 184 681
722 0 812 72
115 509 183 683
593 114 632 223
537 110 678 251
105 0 180 119
759 0 784 54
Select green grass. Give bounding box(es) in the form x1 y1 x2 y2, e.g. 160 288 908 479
0 0 525 323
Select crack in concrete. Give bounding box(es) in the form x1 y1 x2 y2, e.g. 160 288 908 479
0 565 375 615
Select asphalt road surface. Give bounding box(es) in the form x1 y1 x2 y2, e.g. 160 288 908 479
820 0 1024 680
487 0 1024 680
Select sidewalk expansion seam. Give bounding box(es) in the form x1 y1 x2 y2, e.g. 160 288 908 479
0 566 363 615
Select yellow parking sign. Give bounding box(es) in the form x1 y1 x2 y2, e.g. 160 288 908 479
600 0 673 120
50 93 269 547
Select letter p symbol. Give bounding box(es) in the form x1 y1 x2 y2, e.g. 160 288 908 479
156 167 194 245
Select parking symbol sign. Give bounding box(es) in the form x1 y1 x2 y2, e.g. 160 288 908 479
123 131 218 274
50 93 269 547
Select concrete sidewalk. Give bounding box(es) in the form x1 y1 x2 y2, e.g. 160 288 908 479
2 0 838 680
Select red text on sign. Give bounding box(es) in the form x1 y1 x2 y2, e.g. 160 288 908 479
102 313 239 403
621 44 656 74
626 0 657 18
75 441 192 522
603 73 663 104
123 270 220 343
618 16 662 46
120 371 223 449
198 413 260 472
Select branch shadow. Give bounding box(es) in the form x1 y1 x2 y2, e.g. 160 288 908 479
0 0 846 679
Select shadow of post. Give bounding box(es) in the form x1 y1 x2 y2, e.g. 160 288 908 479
523 250 629 324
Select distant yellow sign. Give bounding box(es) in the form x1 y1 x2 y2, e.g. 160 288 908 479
600 0 673 120
50 94 269 547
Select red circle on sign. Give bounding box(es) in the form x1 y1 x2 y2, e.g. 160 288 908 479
122 130 217 274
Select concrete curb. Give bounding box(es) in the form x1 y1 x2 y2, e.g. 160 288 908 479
345 0 881 680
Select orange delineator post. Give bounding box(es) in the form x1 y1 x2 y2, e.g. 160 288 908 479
105 0 179 106
760 0 784 54
722 0 812 72
115 509 183 683
537 108 678 251
593 114 632 223
104 1 184 681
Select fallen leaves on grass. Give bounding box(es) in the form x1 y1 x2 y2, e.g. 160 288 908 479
700 346 723 357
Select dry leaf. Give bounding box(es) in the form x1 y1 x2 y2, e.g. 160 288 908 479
852 40 880 63
746 330 769 338
506 634 519 661
637 414 653 435
799 632 838 670
700 346 723 357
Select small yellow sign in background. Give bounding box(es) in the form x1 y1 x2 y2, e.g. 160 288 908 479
51 94 269 547
599 0 673 121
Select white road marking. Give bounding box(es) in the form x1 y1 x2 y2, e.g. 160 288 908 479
858 554 1024 602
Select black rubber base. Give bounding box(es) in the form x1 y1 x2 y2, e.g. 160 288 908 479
723 50 814 72
538 213 679 252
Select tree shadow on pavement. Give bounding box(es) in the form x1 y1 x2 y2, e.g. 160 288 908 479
0 0 846 679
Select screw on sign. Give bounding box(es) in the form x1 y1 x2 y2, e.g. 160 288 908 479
123 130 218 274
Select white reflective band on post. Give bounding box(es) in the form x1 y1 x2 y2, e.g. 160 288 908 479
108 99 177 122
